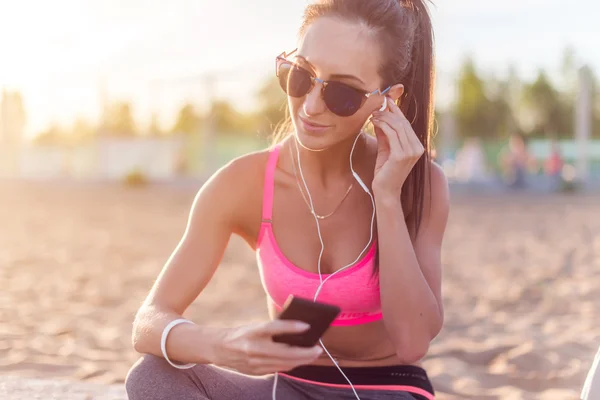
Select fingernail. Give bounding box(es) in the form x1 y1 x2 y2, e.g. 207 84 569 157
296 322 310 330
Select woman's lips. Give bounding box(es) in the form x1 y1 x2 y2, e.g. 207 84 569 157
299 116 331 134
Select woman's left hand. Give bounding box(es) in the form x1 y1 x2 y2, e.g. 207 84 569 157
370 97 425 197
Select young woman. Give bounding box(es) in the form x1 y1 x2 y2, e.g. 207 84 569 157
126 0 449 399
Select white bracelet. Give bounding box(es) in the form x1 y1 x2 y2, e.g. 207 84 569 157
160 318 197 369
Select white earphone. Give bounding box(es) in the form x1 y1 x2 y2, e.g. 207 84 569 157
379 96 387 112
272 133 375 400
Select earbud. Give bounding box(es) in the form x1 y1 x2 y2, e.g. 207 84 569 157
379 96 387 112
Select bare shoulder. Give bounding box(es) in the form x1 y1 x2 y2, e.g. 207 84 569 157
428 161 449 199
423 160 450 224
207 148 271 192
191 147 273 240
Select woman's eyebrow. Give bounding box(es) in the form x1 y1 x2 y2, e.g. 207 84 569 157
295 55 366 86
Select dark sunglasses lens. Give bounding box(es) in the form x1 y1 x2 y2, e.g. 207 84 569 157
278 62 312 98
323 82 365 117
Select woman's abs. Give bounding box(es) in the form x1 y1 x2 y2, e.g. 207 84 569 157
302 320 418 368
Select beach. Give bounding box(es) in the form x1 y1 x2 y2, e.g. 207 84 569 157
1 181 598 399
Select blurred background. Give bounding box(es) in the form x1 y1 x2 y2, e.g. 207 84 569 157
0 1 599 399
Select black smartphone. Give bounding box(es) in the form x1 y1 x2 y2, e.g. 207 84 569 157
272 295 341 348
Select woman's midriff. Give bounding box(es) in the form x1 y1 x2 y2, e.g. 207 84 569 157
312 320 421 367
270 302 422 368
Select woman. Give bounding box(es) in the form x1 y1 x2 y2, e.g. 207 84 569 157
126 0 449 399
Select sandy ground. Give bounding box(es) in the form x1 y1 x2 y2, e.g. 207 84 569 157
0 181 598 399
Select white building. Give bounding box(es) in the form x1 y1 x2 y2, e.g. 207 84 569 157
19 135 187 181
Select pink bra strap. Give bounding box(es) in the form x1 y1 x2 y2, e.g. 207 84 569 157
262 144 282 222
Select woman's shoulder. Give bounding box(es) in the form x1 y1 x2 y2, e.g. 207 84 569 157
428 160 448 193
211 142 283 184
207 145 281 240
198 145 278 220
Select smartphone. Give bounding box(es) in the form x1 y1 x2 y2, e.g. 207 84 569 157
272 295 341 348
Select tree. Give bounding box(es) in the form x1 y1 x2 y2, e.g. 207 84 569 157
560 46 578 98
33 123 68 145
171 103 201 135
454 58 500 139
70 117 96 141
210 100 248 134
147 112 163 136
105 102 137 136
0 90 27 142
487 78 514 139
520 70 572 137
589 69 600 138
255 76 288 134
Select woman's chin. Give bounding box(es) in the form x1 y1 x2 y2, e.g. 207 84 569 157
294 131 334 152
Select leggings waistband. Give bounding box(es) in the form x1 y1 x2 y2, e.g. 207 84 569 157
280 365 434 399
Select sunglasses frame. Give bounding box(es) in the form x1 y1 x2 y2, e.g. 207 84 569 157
276 49 391 115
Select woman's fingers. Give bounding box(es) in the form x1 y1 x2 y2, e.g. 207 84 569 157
373 112 408 154
375 107 424 157
253 320 309 336
248 320 323 360
386 96 404 117
401 118 424 156
262 341 323 360
372 119 404 156
388 97 425 155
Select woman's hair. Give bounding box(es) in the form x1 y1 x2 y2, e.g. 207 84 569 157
275 0 435 266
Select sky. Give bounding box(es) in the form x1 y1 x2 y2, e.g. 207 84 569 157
0 0 598 137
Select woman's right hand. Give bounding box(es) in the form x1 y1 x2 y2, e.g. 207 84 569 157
214 320 324 375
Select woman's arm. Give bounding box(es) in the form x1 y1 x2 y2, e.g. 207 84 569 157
375 163 449 363
131 155 254 365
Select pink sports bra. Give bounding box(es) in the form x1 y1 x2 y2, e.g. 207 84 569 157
255 144 383 326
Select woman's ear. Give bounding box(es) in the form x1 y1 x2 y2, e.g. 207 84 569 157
388 84 405 102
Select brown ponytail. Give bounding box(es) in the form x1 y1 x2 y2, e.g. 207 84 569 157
393 0 435 240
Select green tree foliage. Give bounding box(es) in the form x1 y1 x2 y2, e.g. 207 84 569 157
33 123 68 145
171 103 202 135
520 71 572 138
255 76 288 134
70 117 96 140
588 69 600 138
210 100 249 134
453 50 592 140
147 112 163 136
455 58 511 139
105 102 137 136
34 118 95 145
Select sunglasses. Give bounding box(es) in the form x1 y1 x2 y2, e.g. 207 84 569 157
276 49 391 117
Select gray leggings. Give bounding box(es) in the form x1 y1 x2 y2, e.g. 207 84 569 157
125 355 423 400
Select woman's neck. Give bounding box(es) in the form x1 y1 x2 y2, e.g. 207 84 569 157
288 133 366 189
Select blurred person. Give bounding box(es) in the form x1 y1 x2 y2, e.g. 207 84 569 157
544 139 564 192
454 137 488 184
126 1 448 399
500 133 536 190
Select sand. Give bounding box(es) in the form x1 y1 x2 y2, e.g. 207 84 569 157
0 376 126 400
0 181 598 399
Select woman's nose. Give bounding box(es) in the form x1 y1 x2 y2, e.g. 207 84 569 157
302 80 327 116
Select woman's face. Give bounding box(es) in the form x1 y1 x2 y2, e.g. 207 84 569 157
289 17 386 150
